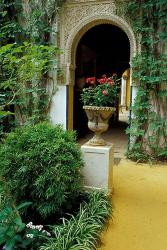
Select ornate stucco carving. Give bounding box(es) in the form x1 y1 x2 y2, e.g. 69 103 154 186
59 0 137 85
61 1 116 50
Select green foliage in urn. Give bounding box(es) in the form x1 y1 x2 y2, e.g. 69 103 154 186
81 74 119 107
0 122 84 219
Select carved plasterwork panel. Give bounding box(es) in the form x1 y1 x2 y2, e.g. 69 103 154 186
59 0 137 85
61 1 116 54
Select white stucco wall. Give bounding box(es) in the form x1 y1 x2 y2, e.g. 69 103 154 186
131 85 138 109
50 85 67 129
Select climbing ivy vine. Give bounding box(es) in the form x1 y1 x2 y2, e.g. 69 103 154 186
125 0 167 161
0 0 65 135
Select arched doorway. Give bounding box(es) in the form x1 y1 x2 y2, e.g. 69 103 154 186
51 11 137 133
73 24 130 143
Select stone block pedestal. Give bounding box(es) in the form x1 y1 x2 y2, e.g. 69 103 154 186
81 143 114 193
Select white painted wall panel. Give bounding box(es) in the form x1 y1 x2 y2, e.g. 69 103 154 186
50 86 67 129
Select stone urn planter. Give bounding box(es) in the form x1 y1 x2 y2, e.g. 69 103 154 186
83 106 116 146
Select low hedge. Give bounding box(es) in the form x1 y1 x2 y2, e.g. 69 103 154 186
0 122 84 219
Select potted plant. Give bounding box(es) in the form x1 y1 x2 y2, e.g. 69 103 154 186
81 74 119 146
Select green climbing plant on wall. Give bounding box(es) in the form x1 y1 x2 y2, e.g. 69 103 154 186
0 42 58 125
125 0 167 161
0 0 65 135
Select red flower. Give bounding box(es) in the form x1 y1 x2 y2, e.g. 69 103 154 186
108 80 113 86
98 74 109 84
98 78 106 84
102 89 108 96
86 77 96 84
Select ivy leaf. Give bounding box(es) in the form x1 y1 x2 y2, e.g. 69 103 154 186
158 90 167 97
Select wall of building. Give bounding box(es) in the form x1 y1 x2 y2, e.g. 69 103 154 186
49 0 138 129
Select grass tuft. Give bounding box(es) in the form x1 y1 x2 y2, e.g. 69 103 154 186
40 191 112 250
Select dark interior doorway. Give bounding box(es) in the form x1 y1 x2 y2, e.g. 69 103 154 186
73 24 130 138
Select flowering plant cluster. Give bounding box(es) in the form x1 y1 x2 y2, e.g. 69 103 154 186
81 74 119 107
1 215 51 250
26 221 51 238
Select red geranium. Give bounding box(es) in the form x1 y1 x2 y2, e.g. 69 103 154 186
86 77 96 85
98 78 106 84
81 73 119 107
108 79 113 86
98 75 113 85
102 89 108 96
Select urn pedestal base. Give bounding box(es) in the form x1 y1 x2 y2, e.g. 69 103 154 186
81 142 114 193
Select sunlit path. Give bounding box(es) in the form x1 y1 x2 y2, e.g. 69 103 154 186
100 159 167 250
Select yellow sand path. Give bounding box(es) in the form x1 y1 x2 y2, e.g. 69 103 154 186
101 159 167 250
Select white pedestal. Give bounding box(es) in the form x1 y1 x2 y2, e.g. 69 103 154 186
81 143 114 193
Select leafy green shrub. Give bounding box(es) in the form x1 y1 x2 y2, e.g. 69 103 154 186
0 200 32 250
40 191 112 250
0 122 83 219
0 179 50 250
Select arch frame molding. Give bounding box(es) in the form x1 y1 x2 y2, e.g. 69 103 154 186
60 13 137 86
58 4 138 130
